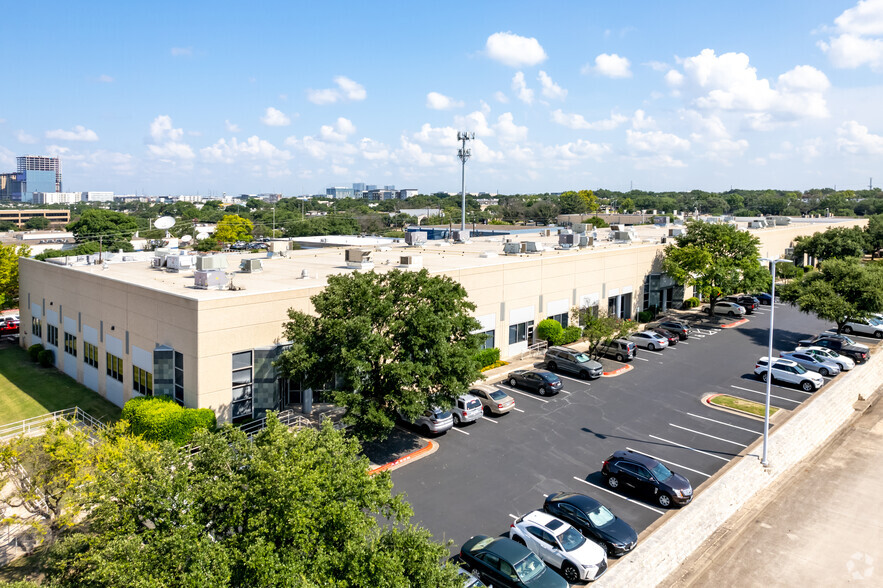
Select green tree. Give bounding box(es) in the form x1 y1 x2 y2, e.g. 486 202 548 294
24 216 50 230
49 416 461 587
792 226 868 264
214 214 254 243
0 242 30 308
778 258 883 333
619 197 636 213
865 214 883 258
536 318 564 344
277 269 483 441
571 307 639 360
663 220 768 315
67 209 138 251
557 190 599 215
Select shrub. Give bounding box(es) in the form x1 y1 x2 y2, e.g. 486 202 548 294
122 396 217 446
37 348 55 368
683 297 700 309
637 310 654 323
480 360 509 372
536 319 564 343
558 325 583 345
28 344 44 362
473 347 501 369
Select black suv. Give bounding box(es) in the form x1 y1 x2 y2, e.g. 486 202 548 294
724 295 759 314
600 450 693 508
798 334 869 363
655 321 690 340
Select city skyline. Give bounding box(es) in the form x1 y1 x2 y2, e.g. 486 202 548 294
2 1 883 196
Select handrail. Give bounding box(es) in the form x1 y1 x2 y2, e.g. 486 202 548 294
0 407 106 443
520 340 548 360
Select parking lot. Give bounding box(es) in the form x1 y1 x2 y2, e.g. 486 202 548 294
390 302 877 572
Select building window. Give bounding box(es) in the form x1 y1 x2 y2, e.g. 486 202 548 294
32 317 42 338
232 350 254 421
133 366 153 396
547 312 569 328
508 320 534 345
46 324 58 347
174 351 184 404
106 352 123 382
84 342 98 368
478 329 495 350
64 332 77 356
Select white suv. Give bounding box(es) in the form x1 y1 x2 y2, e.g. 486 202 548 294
842 318 883 339
707 301 746 318
509 510 607 583
754 357 824 392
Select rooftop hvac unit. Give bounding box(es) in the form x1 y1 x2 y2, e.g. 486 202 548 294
574 223 588 234
523 241 541 253
300 268 310 279
165 254 195 272
240 258 263 273
196 255 228 271
503 242 522 255
558 233 576 246
404 231 428 246
193 270 227 290
578 235 592 248
749 220 765 229
399 255 423 269
669 227 685 237
452 229 470 243
345 248 374 269
612 230 633 242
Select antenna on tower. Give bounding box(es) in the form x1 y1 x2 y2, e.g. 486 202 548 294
870 177 873 190
457 131 474 231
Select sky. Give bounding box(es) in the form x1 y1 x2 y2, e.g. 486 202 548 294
3 1 883 196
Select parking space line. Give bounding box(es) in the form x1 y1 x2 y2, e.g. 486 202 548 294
572 477 665 514
648 434 732 462
513 407 525 413
625 447 711 478
635 356 650 362
686 412 762 434
668 423 747 447
480 416 499 423
508 513 518 520
729 385 802 404
680 341 689 345
643 349 665 356
451 427 470 435
554 373 592 386
496 385 550 403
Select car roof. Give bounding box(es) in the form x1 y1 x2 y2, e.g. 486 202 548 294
759 356 797 367
522 509 568 531
458 393 479 402
548 492 602 512
466 535 530 561
610 449 659 468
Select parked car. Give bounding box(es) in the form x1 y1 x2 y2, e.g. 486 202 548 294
544 346 603 380
542 492 638 557
0 317 20 335
601 450 693 508
508 369 563 396
650 328 679 346
752 292 773 305
594 339 637 362
628 330 669 351
779 350 841 377
470 384 516 415
458 567 489 587
724 295 759 314
397 407 454 435
797 334 869 363
654 320 690 340
753 357 824 392
842 317 883 339
795 346 855 371
705 301 746 318
509 510 608 583
452 393 484 425
459 535 568 588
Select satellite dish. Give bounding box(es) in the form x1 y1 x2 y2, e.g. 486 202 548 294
154 216 176 230
180 235 193 243
196 232 210 240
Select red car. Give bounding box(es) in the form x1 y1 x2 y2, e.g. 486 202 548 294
0 317 20 335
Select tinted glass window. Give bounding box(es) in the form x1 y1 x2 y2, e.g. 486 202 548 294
557 526 586 551
541 373 558 382
489 390 507 400
515 552 545 582
467 399 481 410
588 505 615 527
650 461 673 481
792 363 807 374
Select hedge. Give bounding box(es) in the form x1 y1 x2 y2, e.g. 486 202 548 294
28 344 44 362
536 319 564 343
474 347 501 369
556 325 583 345
122 396 217 446
637 310 654 323
37 349 55 368
683 297 700 309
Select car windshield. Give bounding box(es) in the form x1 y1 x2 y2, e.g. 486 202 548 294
650 461 673 481
587 505 616 527
466 399 481 410
792 363 807 374
572 352 591 363
556 526 586 551
514 552 545 582
433 410 451 419
840 335 857 345
489 390 507 400
540 373 558 382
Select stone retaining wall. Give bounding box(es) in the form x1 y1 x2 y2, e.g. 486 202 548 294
597 347 883 588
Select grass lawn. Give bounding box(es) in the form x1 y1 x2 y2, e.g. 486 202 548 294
710 394 779 418
0 345 122 426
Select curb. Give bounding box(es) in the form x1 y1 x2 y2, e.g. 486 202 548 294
702 392 786 423
720 318 749 328
368 439 438 475
602 364 634 377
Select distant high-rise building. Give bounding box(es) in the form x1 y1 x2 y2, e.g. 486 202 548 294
326 186 354 199
17 155 61 192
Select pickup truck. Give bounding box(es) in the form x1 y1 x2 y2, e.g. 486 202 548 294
797 334 869 364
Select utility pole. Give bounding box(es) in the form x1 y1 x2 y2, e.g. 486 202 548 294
457 131 474 232
272 206 276 237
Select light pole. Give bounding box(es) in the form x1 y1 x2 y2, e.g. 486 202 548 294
759 257 792 467
457 131 474 232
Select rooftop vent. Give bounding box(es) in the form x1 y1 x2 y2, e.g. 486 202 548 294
503 242 522 255
194 269 227 290
196 255 228 271
452 229 470 243
405 231 428 246
240 258 263 273
399 255 423 269
345 248 374 270
558 233 576 248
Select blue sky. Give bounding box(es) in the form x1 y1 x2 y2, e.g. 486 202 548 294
3 1 883 196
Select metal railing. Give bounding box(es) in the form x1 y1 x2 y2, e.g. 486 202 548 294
520 340 548 360
0 407 106 443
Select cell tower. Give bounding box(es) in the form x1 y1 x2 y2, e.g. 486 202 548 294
457 131 474 231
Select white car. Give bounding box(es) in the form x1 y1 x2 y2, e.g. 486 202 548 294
509 510 607 583
842 318 883 339
795 346 855 371
707 301 746 318
628 330 669 351
754 357 824 392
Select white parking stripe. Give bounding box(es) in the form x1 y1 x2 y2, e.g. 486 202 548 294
668 423 747 447
572 477 665 514
451 427 470 435
729 385 802 404
680 341 690 345
635 356 650 362
480 416 499 423
555 373 593 385
686 412 762 434
497 385 550 403
648 434 732 462
642 349 665 356
513 407 525 413
625 447 711 478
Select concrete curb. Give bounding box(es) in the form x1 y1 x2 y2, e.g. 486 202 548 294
602 364 634 377
701 392 787 423
368 438 438 475
719 317 749 329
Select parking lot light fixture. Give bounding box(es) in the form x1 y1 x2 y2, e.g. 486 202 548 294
759 257 792 467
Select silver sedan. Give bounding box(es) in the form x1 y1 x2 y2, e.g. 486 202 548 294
779 351 841 377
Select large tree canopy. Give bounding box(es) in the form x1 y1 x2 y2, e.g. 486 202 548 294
0 241 30 308
277 269 484 441
777 258 883 333
66 209 139 251
663 220 768 314
213 214 254 243
792 226 869 264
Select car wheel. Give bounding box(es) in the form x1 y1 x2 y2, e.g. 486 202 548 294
801 380 815 392
540 386 550 396
603 542 613 557
760 371 769 383
422 424 431 435
728 311 736 317
579 370 589 379
547 362 557 371
819 368 830 377
512 535 526 546
615 353 624 362
876 331 883 339
561 562 580 584
657 493 672 508
607 475 620 489
452 414 461 425
509 377 517 387
648 343 655 351
843 326 853 334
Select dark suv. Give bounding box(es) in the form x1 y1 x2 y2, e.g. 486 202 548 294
544 346 603 379
594 339 637 362
724 295 759 313
798 334 869 363
601 450 693 508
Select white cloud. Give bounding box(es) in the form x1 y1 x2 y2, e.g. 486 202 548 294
412 123 458 148
837 120 883 154
261 107 291 127
426 91 464 110
485 32 548 67
45 125 99 141
819 0 883 70
319 117 356 142
550 109 627 131
454 111 494 136
170 47 193 57
543 139 609 161
631 109 656 130
664 69 684 86
225 120 240 132
584 53 632 78
645 61 670 72
538 71 567 100
147 115 194 160
626 129 690 152
307 76 367 105
494 91 510 103
494 112 528 142
359 138 391 161
16 130 37 144
97 74 114 83
201 136 291 164
511 72 534 105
